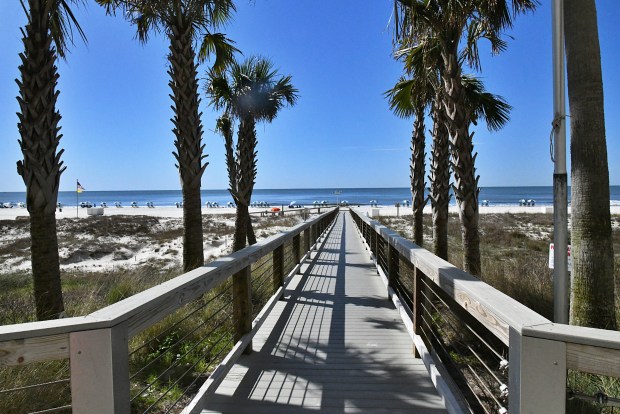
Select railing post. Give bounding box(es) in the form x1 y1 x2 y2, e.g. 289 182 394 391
293 234 301 271
509 328 566 413
311 224 317 249
70 323 130 414
373 228 378 263
412 267 423 358
304 227 311 253
386 240 398 296
273 245 284 292
233 266 252 354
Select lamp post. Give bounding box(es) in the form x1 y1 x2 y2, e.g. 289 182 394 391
552 0 569 324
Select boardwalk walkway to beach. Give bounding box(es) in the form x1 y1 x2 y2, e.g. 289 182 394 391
198 211 447 413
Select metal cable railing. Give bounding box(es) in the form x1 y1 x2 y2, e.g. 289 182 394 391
129 279 235 413
351 209 511 414
0 360 72 414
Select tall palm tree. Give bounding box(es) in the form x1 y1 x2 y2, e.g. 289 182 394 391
564 0 616 329
98 0 237 272
16 0 86 320
395 0 535 275
207 56 299 252
386 73 511 258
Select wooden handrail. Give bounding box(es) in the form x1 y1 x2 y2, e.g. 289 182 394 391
349 208 620 413
350 208 550 343
0 208 338 366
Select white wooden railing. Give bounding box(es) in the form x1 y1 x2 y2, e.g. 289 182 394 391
351 208 620 413
0 208 339 414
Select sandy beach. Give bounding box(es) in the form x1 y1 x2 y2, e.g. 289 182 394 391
2 204 620 221
0 205 302 220
345 204 620 217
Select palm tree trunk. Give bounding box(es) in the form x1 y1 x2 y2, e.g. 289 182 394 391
168 23 207 272
442 51 481 276
30 212 64 320
234 117 257 251
233 203 249 252
246 217 257 245
429 99 450 260
411 108 426 246
565 0 616 329
16 0 65 320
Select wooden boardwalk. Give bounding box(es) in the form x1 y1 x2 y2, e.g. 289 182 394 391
199 211 447 413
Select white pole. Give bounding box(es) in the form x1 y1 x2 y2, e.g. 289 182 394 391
552 0 569 324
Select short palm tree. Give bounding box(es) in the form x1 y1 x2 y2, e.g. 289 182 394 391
207 56 299 252
97 0 238 271
385 75 433 247
16 0 86 320
395 0 535 275
394 37 451 259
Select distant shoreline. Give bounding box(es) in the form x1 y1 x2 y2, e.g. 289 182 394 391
3 186 620 209
2 204 620 221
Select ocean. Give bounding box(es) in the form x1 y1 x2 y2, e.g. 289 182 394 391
2 187 620 208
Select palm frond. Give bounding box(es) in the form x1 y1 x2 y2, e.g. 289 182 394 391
461 75 512 131
206 56 298 123
198 32 239 69
45 0 88 58
385 78 416 119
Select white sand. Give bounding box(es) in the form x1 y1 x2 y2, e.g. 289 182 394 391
2 204 620 221
0 206 309 274
352 204 620 217
0 206 288 220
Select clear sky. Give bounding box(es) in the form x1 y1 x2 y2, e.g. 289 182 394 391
1 1 619 192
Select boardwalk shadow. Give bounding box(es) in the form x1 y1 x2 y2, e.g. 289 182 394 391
201 212 446 413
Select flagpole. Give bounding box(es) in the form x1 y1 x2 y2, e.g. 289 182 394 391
76 179 79 218
552 0 569 324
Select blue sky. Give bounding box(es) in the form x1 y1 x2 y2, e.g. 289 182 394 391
1 1 619 192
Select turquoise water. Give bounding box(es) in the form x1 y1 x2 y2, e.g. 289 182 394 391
2 186 620 208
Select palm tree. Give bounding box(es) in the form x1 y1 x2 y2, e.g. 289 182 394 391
16 0 86 320
386 73 511 259
395 0 535 275
564 0 616 329
395 38 451 259
207 56 299 252
385 76 432 247
97 0 237 272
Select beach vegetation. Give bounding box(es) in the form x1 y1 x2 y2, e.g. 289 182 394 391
96 0 239 272
393 0 536 276
206 56 299 252
15 0 87 320
379 212 620 412
564 0 616 330
0 212 304 412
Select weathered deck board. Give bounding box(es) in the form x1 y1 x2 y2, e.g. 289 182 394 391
200 212 447 413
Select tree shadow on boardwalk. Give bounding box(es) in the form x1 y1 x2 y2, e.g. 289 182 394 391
201 212 446 413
